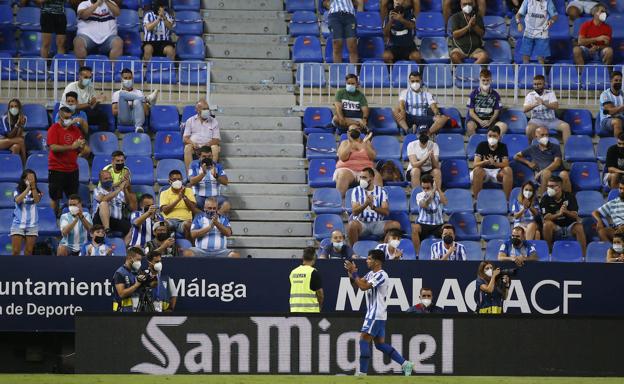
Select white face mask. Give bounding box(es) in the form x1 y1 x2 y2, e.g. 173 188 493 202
599 12 607 22
171 180 183 189
65 104 76 113
421 298 432 307
62 118 73 127
614 244 623 253
480 81 491 92
332 241 344 249
410 82 421 92
359 179 369 189
153 261 163 273
389 239 401 249
538 137 550 146
131 260 142 271
487 137 498 146
485 268 493 277
547 187 556 197
346 84 356 93
69 205 80 216
523 190 533 199
9 107 19 116
462 4 473 14
200 109 212 119
122 79 133 89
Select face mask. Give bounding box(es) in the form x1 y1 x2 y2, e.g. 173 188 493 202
156 232 169 242
205 209 216 217
349 129 360 140
332 241 344 249
171 180 183 189
94 235 105 245
359 179 369 189
480 82 490 92
66 104 76 113
547 187 556 197
511 237 522 247
599 12 607 22
346 84 356 93
62 119 74 127
101 180 113 190
485 268 493 277
153 262 162 273
522 190 533 199
389 239 401 249
421 298 432 307
614 83 622 92
487 137 498 146
443 235 454 245
419 133 429 144
538 137 550 146
462 4 473 14
410 82 421 92
81 78 91 87
131 260 142 271
9 107 19 116
69 205 80 215
614 244 623 253
122 79 133 89
200 109 212 119
114 163 125 172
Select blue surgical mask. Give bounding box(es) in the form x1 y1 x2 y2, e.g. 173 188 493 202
346 84 356 93
81 78 91 87
101 180 113 190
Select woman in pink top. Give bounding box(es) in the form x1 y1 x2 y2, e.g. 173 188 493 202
333 126 382 198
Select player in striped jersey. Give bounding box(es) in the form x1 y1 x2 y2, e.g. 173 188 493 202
10 170 42 256
58 194 93 256
129 194 164 247
344 249 414 376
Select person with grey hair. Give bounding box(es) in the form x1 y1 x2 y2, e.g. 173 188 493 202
182 99 221 169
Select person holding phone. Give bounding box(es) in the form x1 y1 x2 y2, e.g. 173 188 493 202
189 197 239 257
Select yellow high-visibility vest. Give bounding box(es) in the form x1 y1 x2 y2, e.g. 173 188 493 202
289 265 320 313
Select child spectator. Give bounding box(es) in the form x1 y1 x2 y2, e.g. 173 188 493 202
81 224 113 256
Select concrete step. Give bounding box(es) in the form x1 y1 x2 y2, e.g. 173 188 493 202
206 43 290 60
203 0 284 11
228 195 309 210
221 157 306 169
229 248 302 259
212 68 293 85
221 130 302 144
231 222 311 237
210 58 292 71
225 183 309 195
221 143 304 157
205 35 289 46
216 106 296 117
229 209 312 221
218 116 301 131
202 10 287 20
229 236 314 248
210 93 295 107
204 20 287 35
227 169 306 183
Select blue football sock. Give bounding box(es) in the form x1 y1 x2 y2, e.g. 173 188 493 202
359 339 371 373
375 343 406 365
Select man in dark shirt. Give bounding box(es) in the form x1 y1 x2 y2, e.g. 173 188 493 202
319 229 355 259
604 133 624 189
406 287 444 313
289 247 324 312
466 69 508 135
471 125 513 199
540 175 586 255
382 2 421 64
448 0 489 64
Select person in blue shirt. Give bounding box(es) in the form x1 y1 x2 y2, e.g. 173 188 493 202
189 197 239 258
0 98 27 163
498 226 539 266
11 169 43 256
476 261 508 314
320 229 355 259
58 194 93 256
129 193 164 247
80 224 113 256
146 250 178 312
187 145 230 216
55 91 89 136
112 247 147 312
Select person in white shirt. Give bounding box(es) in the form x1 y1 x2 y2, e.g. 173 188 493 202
393 71 449 135
61 66 109 131
406 125 441 188
112 68 159 133
74 0 123 63
524 74 571 143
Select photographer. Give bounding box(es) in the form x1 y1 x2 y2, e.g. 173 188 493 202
188 146 230 216
382 0 421 64
476 261 510 314
129 193 164 247
112 247 147 312
146 251 177 312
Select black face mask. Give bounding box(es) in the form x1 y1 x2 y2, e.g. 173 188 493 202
534 88 544 95
443 235 454 245
613 83 622 92
619 193 624 201
511 237 522 247
94 236 105 245
349 130 360 140
114 163 125 171
156 232 169 242
419 133 429 144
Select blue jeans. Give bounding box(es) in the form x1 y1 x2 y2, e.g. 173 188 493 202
117 90 145 128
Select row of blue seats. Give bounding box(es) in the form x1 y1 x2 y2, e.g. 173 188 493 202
0 0 200 12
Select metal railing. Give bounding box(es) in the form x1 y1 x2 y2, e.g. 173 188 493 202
0 57 211 105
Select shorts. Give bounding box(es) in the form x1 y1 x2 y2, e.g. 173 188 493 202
41 12 67 35
566 0 599 15
189 247 231 257
93 211 131 236
332 167 360 182
518 37 550 58
450 47 486 58
470 168 502 184
466 116 502 130
528 118 566 132
388 42 418 62
600 117 624 134
10 226 38 237
358 220 387 238
553 222 579 239
406 114 434 130
328 12 357 40
142 40 175 57
416 223 443 239
49 169 79 201
361 319 385 338
405 167 432 182
166 218 188 235
76 34 122 55
580 45 608 62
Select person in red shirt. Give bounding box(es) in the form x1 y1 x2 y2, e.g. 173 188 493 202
48 106 86 215
573 3 613 67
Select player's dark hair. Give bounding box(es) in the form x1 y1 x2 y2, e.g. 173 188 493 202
479 69 492 78
127 246 145 259
302 246 316 261
614 233 624 242
369 249 385 264
408 71 421 79
420 287 434 295
442 224 455 233
79 66 92 74
111 150 126 158
91 224 105 233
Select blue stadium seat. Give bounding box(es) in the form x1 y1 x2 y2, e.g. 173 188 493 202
461 241 483 261
146 57 177 84
0 52 17 81
419 37 450 64
415 12 445 38
386 211 411 237
582 65 610 90
18 56 48 81
485 0 506 15
308 159 336 188
502 134 529 158
21 104 48 132
90 132 118 157
369 107 399 135
176 239 192 254
358 36 384 60
485 239 504 260
500 108 528 135
547 17 571 40
0 209 12 233
25 153 48 182
312 188 343 214
582 216 600 243
124 156 153 186
181 105 196 123
174 11 203 35
549 38 574 63
401 134 416 161
509 161 535 188
454 63 481 89
177 35 205 60
408 187 423 214
24 130 47 154
36 182 52 207
372 136 401 161
576 191 605 217
150 105 180 131
360 60 390 88
356 12 382 37
16 7 40 31
90 155 111 184
173 0 200 11
303 107 333 134
553 0 566 15
293 35 323 63
385 186 408 213
113 56 142 82
443 188 473 214
153 132 183 161
597 137 616 163
121 0 139 9
53 53 78 82
0 234 13 255
398 238 417 260
121 133 151 157
363 0 380 11
328 63 357 88
422 64 454 89
518 64 545 89
324 38 349 63
78 157 89 184
0 4 12 29
390 60 418 88
156 159 186 185
290 11 318 37
420 0 442 11
441 159 470 189
108 237 127 256
0 28 17 56
552 240 583 262
120 30 142 57
132 184 157 204
585 241 610 263
527 240 549 261
562 109 593 136
306 133 337 159
564 135 595 162
285 0 316 12
117 9 139 32
38 206 60 236
295 62 326 87
570 162 601 191
489 64 515 89
572 17 592 39
439 107 464 133
86 54 114 82
344 187 354 214
179 61 209 86
90 104 115 132
484 39 511 63
353 240 379 257
481 215 511 241
65 7 77 33
449 212 480 241
611 13 624 39
313 214 344 240
418 237 438 260
483 15 507 40
0 182 16 208
436 133 465 160
477 189 507 215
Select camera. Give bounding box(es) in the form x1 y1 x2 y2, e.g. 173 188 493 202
499 268 518 277
393 5 404 14
201 158 214 168
496 268 517 289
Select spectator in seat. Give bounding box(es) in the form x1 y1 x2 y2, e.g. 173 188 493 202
188 145 230 216
332 74 369 133
406 287 445 313
566 0 601 22
334 126 381 199
129 193 163 248
94 169 132 242
145 220 194 257
393 71 449 135
74 0 123 63
182 99 221 170
593 176 624 242
347 167 400 245
498 226 539 266
448 0 489 64
607 233 624 262
112 68 159 133
604 133 624 189
325 0 359 64
443 0 485 26
102 151 138 213
10 169 42 256
319 229 355 259
572 4 613 68
383 0 422 64
36 0 67 58
599 71 624 138
540 175 586 255
472 125 513 199
58 194 93 256
56 92 89 139
142 1 176 62
466 69 507 136
514 127 571 196
189 197 240 258
509 181 541 240
375 228 404 260
430 224 467 261
412 174 447 255
80 224 113 256
0 99 27 163
159 170 199 240
62 66 109 132
523 75 571 143
406 125 441 189
515 0 558 65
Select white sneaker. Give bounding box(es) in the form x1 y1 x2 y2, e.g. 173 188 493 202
354 372 367 376
135 126 144 133
146 89 159 105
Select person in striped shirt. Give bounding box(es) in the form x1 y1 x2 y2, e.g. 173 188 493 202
57 194 93 256
11 170 43 256
593 175 624 242
74 0 123 63
94 169 132 242
80 224 113 256
189 197 240 258
129 194 164 248
347 168 401 245
599 71 624 138
393 72 449 135
188 146 230 216
412 173 447 256
326 0 359 64
375 228 404 260
430 224 467 261
142 1 176 61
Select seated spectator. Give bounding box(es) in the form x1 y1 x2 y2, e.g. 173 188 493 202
378 160 403 184
93 170 132 241
145 220 193 257
375 228 404 260
514 127 571 196
182 99 221 170
604 133 624 189
57 194 93 256
383 1 421 64
509 181 541 240
319 229 355 259
159 170 199 240
189 197 239 258
381 0 420 21
112 69 159 133
430 224 467 261
599 71 624 138
62 66 109 131
406 287 445 313
347 168 400 245
74 0 123 63
102 151 137 214
523 75 571 143
466 69 507 136
334 126 380 199
129 193 163 248
593 176 624 242
448 0 488 64
11 170 42 256
443 0 485 26
412 174 447 254
540 175 586 255
325 0 358 63
142 1 176 61
573 4 613 67
80 224 113 256
566 0 600 21
55 91 89 138
0 99 26 163
188 146 230 216
406 125 441 188
607 233 624 262
472 126 513 199
497 226 539 266
393 71 449 135
37 0 67 58
332 74 369 133
515 0 557 64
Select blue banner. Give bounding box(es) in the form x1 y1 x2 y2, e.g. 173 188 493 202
1 256 624 331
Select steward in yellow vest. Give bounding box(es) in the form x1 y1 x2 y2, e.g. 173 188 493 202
289 247 324 312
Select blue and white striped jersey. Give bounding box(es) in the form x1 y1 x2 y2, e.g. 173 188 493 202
600 88 624 121
94 186 125 220
129 211 165 247
59 211 92 252
399 89 436 117
430 240 467 261
415 190 444 225
188 160 227 198
191 213 230 250
329 0 356 15
143 10 175 42
351 186 387 222
11 190 38 229
363 269 389 321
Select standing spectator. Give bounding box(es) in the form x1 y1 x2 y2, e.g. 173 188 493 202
383 1 421 64
62 66 109 131
412 174 447 255
112 68 159 133
540 175 586 255
515 0 558 64
443 0 485 26
466 69 507 136
472 126 513 199
319 229 355 259
57 194 92 256
55 92 89 138
573 4 613 68
159 170 199 240
604 133 624 189
182 99 221 170
332 74 369 133
74 0 123 63
102 151 137 212
0 99 26 163
593 176 624 242
188 146 230 216
10 170 42 256
381 0 420 21
393 71 449 135
48 107 86 215
566 0 600 22
93 170 132 241
142 1 176 61
509 181 541 240
333 127 380 199
80 224 113 256
146 251 178 312
524 75 571 143
430 224 467 261
37 0 67 58
448 0 489 64
129 194 163 248
607 233 624 262
406 125 441 189
189 197 240 257
406 288 445 313
599 71 624 138
497 226 538 266
347 167 400 245
375 228 404 260
112 246 145 312
326 0 358 64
